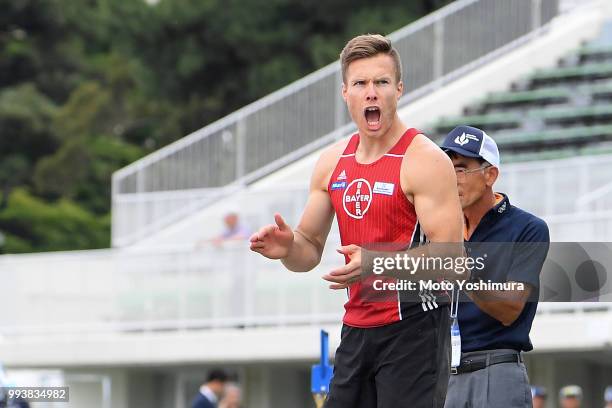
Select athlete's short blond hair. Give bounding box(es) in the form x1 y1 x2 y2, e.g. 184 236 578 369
340 34 402 84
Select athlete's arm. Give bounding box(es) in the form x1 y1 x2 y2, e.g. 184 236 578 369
249 141 343 272
404 135 463 244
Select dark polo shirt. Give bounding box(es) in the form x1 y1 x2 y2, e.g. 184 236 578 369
459 193 550 352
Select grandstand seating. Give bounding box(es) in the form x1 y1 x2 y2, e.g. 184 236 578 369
431 27 612 162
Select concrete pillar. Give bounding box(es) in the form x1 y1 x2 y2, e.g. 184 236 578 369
63 368 128 408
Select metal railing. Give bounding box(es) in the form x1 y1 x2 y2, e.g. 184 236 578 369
111 0 560 246
112 185 241 246
536 302 612 314
495 154 612 219
108 152 612 249
576 180 612 213
133 154 612 247
545 210 612 241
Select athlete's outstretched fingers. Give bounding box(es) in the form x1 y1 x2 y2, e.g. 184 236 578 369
328 275 360 290
250 246 264 254
254 224 274 241
329 255 361 275
250 241 265 249
274 213 288 230
322 264 360 284
327 262 359 277
336 244 360 255
260 226 271 238
322 274 356 284
321 273 339 283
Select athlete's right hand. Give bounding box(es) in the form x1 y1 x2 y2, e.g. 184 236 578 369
249 213 294 259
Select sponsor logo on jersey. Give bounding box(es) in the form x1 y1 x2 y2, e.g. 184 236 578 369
337 170 347 180
373 181 395 196
454 132 479 146
331 181 347 190
343 179 372 219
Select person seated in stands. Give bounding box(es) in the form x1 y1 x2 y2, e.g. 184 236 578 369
214 212 251 245
197 212 251 248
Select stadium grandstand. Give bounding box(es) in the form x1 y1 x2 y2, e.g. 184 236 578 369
2 0 612 407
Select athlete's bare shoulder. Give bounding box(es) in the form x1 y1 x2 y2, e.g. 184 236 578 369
401 133 455 198
405 133 449 161
311 136 351 191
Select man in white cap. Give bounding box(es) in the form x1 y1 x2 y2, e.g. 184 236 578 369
441 126 550 408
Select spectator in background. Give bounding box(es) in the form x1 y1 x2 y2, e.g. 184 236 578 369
213 212 251 247
219 383 242 408
604 385 612 408
531 386 547 408
191 369 228 408
197 212 251 248
559 385 582 408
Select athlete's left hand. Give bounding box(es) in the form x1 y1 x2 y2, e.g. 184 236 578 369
322 244 362 290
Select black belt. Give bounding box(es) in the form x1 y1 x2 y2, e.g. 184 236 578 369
451 352 522 375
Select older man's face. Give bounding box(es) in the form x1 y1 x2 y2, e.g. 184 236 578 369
449 153 492 209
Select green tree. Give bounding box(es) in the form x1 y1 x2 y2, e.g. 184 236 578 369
0 155 28 209
0 0 454 253
0 188 109 253
0 0 83 102
0 84 59 207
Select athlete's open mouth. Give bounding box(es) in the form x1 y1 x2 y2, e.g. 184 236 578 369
364 106 381 128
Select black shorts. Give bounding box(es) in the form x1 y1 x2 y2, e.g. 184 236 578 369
325 306 450 408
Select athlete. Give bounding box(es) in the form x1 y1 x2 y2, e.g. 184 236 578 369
250 34 463 407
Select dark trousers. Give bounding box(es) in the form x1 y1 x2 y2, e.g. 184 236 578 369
325 306 451 408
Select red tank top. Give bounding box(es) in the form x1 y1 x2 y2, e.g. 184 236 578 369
328 128 439 328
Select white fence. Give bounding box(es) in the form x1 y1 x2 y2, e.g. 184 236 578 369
495 154 612 218
4 151 612 337
131 154 612 248
111 0 560 246
0 243 345 338
0 216 611 339
112 186 241 246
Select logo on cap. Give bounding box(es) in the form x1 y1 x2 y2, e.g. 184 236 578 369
454 132 479 146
